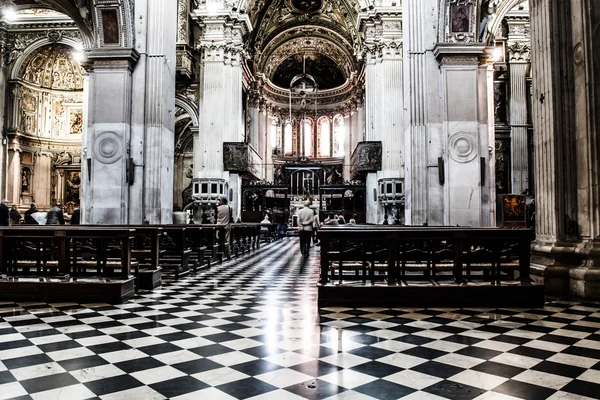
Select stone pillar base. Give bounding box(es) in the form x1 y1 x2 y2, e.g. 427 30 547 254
531 243 600 299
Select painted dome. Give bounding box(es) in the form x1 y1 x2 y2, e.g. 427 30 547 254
19 44 84 91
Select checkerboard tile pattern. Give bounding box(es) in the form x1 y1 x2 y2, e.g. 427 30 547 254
1 238 600 399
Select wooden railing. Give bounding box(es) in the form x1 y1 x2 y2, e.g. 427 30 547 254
317 226 535 285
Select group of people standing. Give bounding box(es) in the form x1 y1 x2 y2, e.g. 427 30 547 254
0 201 78 226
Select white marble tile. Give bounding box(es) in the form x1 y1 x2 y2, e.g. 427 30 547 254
152 349 201 365
247 388 306 400
11 362 66 381
0 345 42 360
489 353 542 369
192 367 249 386
383 369 442 390
75 335 119 347
545 391 598 400
575 369 600 384
29 334 72 345
473 339 519 352
574 338 600 350
473 391 524 400
99 348 148 364
263 351 313 367
449 369 508 391
130 365 186 384
546 353 599 368
70 364 126 383
512 369 571 390
364 329 406 340
207 350 258 366
99 385 165 400
322 390 379 400
370 339 416 352
0 382 27 400
46 347 95 362
422 339 467 353
255 368 313 388
319 369 378 389
522 339 569 352
376 353 428 369
318 353 370 369
435 352 486 369
30 384 96 400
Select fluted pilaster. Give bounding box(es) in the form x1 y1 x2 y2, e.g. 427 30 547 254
509 62 529 194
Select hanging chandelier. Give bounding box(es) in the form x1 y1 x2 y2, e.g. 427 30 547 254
289 55 318 155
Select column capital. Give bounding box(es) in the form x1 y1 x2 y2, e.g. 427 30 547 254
358 12 403 62
507 41 531 63
86 48 140 72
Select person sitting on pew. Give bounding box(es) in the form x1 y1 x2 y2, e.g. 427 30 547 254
324 213 338 225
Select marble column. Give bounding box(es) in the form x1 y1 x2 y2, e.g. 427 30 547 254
83 49 139 224
405 0 429 226
433 45 488 227
529 0 599 297
5 138 21 205
0 24 7 200
32 152 52 208
130 0 177 224
193 6 250 216
359 11 404 224
506 15 531 195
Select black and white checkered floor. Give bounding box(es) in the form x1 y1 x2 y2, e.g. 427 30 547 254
1 238 600 400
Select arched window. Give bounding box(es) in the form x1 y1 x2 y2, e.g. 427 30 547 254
333 114 345 157
269 119 278 153
318 117 331 157
303 118 313 157
284 121 293 155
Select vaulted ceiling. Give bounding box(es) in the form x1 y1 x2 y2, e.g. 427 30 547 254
248 0 360 90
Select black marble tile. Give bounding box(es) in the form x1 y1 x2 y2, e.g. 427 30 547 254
355 379 416 400
411 361 465 379
150 375 209 398
87 341 131 354
19 372 80 394
38 340 82 353
114 357 165 373
444 334 484 346
217 377 278 399
561 379 600 398
203 332 244 343
58 355 110 371
424 380 486 400
402 346 447 360
241 344 286 359
0 370 16 385
64 329 104 340
0 340 34 351
493 379 556 400
230 359 282 376
394 334 435 346
189 344 236 357
349 360 402 378
349 345 394 360
508 345 554 360
84 375 145 396
138 343 181 356
284 379 346 399
471 361 526 378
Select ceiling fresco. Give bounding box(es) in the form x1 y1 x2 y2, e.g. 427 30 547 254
272 53 346 89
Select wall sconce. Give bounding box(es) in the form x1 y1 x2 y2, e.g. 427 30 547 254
373 188 377 202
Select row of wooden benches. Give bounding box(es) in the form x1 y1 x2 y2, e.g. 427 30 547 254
0 224 263 292
317 225 534 285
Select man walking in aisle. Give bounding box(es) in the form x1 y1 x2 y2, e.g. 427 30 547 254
297 201 314 257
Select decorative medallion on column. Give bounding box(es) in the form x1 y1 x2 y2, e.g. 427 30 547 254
448 131 478 163
93 131 122 164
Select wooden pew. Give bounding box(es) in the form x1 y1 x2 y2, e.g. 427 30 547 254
318 226 534 285
0 226 136 303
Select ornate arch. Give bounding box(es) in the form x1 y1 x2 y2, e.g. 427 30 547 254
481 0 527 44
